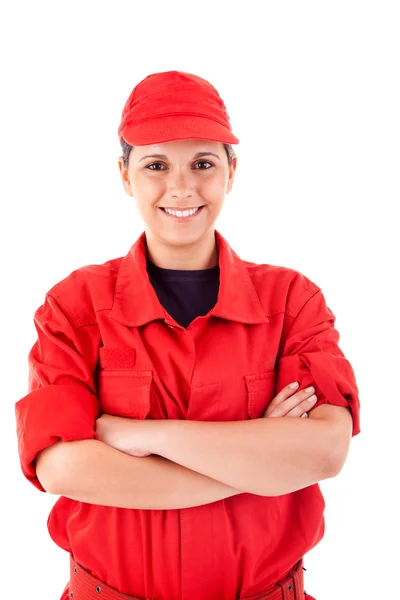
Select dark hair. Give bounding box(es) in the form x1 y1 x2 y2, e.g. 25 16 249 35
120 139 235 169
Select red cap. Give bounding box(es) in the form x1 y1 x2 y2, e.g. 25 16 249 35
118 70 239 146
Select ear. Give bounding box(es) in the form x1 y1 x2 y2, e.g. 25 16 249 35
118 156 133 196
226 155 237 194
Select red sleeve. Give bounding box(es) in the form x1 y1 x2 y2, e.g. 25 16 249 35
276 288 360 437
15 293 100 491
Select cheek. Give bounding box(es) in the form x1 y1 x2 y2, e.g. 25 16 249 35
201 174 228 196
208 173 227 193
132 179 163 210
135 201 159 225
131 175 162 196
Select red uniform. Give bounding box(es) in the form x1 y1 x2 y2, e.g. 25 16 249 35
15 229 360 600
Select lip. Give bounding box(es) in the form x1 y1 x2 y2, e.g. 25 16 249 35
159 206 204 211
159 205 205 222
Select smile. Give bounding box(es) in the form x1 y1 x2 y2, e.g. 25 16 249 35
160 206 205 220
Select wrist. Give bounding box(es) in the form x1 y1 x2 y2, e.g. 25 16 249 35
147 418 168 455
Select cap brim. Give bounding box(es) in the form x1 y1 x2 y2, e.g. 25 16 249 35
120 114 239 146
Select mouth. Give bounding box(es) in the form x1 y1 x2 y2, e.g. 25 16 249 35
159 205 206 221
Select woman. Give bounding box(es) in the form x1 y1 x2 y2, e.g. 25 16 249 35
15 70 360 600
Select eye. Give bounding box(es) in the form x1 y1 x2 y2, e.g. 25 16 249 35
195 161 214 169
146 162 165 171
145 160 214 171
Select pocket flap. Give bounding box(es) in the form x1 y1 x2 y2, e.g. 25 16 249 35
244 370 276 419
98 369 152 419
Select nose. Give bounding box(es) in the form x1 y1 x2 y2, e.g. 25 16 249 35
168 167 195 201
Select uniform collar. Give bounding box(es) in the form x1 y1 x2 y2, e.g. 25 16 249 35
109 230 270 327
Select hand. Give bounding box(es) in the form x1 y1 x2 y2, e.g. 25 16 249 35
95 414 154 457
263 383 317 418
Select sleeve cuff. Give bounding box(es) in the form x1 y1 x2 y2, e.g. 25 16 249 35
15 383 99 491
276 352 361 437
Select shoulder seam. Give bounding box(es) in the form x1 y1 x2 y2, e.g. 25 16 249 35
47 291 98 330
286 286 322 319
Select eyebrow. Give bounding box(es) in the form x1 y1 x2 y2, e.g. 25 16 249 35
138 151 221 163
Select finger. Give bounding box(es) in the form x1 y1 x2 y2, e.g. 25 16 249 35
265 382 302 415
267 382 300 408
265 385 316 417
286 394 317 417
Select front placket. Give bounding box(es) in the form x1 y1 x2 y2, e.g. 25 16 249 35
179 317 220 600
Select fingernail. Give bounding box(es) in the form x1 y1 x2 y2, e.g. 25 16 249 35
289 382 299 388
305 386 315 393
308 394 317 402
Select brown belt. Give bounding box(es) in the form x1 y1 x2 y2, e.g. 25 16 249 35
69 553 315 600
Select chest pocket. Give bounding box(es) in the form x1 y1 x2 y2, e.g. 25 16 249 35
96 347 153 420
98 370 153 419
244 370 277 419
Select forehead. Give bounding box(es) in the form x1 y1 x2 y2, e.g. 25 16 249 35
132 139 223 157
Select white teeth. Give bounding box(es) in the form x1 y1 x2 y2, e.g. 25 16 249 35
164 207 200 217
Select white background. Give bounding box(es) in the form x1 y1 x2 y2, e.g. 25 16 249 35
1 1 399 598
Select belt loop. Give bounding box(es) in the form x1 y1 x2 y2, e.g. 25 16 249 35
276 581 290 600
291 573 300 600
292 560 302 600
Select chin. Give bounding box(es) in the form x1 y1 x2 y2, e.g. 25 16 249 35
160 229 207 247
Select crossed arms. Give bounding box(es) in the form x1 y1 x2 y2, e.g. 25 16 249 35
35 403 352 509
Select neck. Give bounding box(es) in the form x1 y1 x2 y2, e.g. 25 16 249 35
145 230 218 270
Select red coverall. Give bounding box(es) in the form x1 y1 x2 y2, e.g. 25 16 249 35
15 229 360 600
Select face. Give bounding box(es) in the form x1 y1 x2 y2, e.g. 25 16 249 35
118 139 237 256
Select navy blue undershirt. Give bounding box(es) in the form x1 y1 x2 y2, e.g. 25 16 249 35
146 256 220 329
